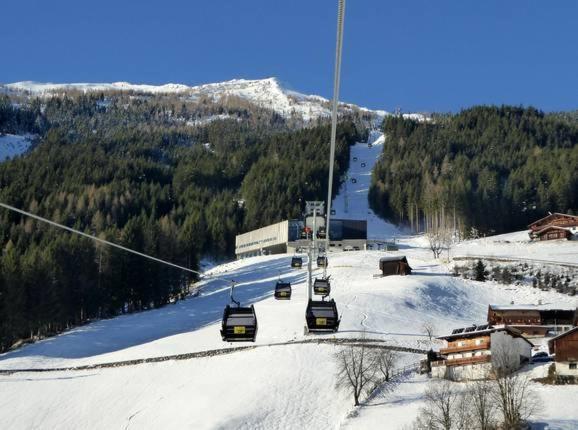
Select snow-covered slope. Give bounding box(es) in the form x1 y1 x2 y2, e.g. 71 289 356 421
0 133 34 161
1 244 576 429
453 230 578 265
3 78 427 123
331 130 402 240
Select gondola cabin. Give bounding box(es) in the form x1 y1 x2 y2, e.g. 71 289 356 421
291 257 303 268
313 278 331 295
306 299 340 332
220 305 258 342
274 281 292 300
317 256 328 268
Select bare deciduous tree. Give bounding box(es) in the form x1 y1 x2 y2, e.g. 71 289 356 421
468 380 497 430
491 373 539 429
422 321 436 345
427 228 452 259
416 379 461 430
491 341 541 429
334 344 378 406
371 348 398 383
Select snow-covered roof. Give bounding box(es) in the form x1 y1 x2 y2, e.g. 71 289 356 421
489 303 577 312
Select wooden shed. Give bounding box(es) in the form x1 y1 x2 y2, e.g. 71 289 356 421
548 327 578 381
379 256 412 276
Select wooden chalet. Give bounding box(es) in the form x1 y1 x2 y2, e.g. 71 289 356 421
548 327 578 382
528 213 578 241
488 304 578 337
432 324 533 381
379 256 412 276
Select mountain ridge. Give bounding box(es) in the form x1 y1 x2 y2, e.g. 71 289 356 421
2 77 426 122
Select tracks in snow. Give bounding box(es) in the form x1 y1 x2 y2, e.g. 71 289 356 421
0 338 427 375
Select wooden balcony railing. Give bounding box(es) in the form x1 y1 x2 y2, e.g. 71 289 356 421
432 354 492 368
440 343 489 355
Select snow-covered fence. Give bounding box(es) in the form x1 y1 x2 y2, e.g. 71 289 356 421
0 338 427 375
453 255 578 269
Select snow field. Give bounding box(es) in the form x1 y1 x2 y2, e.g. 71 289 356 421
1 246 577 429
0 133 34 161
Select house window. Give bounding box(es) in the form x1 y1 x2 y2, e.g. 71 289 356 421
570 363 577 370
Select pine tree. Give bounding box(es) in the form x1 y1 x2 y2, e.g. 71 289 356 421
474 260 488 282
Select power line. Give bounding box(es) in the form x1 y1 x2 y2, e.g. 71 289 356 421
325 0 346 253
0 201 203 276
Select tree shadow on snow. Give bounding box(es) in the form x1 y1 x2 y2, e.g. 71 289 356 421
0 256 306 361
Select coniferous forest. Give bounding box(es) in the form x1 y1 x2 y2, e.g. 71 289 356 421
0 92 360 351
369 106 578 235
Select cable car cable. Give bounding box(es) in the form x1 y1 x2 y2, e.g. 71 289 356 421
0 201 203 276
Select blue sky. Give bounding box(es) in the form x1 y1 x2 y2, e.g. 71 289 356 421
1 0 576 112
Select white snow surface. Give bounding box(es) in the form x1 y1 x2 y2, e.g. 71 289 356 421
1 242 577 429
331 130 402 240
453 230 578 265
0 133 34 161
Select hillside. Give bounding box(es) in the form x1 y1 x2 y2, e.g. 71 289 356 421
369 106 578 235
1 238 577 429
2 77 387 123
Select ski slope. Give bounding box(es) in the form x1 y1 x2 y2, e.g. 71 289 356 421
331 130 401 240
1 245 577 429
0 133 34 161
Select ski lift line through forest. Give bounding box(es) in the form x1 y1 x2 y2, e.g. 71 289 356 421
0 201 203 277
324 0 345 253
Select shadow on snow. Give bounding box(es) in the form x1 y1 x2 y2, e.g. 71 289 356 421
0 255 306 361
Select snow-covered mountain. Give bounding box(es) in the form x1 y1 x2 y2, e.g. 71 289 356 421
2 78 424 123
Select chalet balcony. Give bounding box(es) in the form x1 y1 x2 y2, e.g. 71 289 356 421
439 343 489 355
432 354 492 367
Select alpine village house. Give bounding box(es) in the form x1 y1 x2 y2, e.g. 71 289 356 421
528 212 578 241
432 325 533 381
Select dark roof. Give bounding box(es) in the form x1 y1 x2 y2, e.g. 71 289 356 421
379 256 409 263
438 324 533 346
528 212 578 228
534 225 573 235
